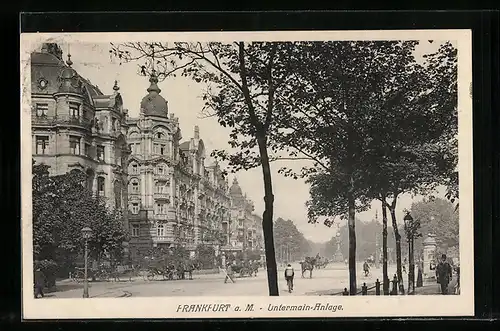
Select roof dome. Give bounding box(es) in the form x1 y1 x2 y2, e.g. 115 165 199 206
229 178 243 196
140 73 168 117
60 67 77 79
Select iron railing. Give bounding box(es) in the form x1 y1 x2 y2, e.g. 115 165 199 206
32 114 93 128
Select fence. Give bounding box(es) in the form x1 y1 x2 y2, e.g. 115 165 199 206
332 276 405 296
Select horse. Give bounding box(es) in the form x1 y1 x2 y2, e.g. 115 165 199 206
300 257 317 278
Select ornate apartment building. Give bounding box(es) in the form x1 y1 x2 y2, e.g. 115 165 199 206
224 178 265 254
31 43 264 260
125 71 235 259
30 44 130 231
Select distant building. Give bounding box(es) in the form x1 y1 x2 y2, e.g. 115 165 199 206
223 178 265 256
30 44 130 232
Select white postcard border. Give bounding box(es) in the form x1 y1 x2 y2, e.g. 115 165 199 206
20 29 474 319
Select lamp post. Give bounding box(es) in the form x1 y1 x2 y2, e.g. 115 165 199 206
403 212 420 295
81 227 92 298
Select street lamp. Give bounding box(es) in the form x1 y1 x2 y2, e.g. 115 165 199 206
403 212 419 295
81 227 92 299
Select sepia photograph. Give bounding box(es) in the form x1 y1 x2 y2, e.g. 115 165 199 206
21 30 473 319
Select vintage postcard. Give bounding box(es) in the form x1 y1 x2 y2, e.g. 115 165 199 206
21 29 473 319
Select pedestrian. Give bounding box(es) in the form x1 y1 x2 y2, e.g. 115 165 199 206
34 267 46 298
224 262 235 283
436 254 453 295
284 263 295 292
363 260 370 277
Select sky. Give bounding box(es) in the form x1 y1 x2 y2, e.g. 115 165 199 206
51 40 449 243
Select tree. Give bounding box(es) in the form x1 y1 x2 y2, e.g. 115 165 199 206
32 160 127 277
273 218 311 261
409 197 459 250
111 41 293 295
274 40 457 294
363 41 458 293
273 41 421 294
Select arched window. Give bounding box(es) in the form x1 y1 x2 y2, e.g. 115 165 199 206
97 176 105 197
157 223 165 237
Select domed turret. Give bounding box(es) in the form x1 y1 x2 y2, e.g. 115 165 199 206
57 53 83 94
140 72 168 117
230 178 243 197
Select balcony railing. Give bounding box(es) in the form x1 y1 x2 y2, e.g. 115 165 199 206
154 235 175 243
32 114 93 129
154 192 170 201
154 173 170 181
155 213 169 220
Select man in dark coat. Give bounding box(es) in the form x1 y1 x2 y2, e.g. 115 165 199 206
34 267 46 298
436 254 453 295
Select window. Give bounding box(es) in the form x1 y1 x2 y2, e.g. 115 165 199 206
156 183 167 193
112 118 117 131
157 165 165 175
97 177 105 196
84 143 91 157
69 102 80 118
131 163 138 174
131 180 139 194
160 144 166 155
131 203 140 215
135 143 141 154
131 224 140 237
97 145 105 161
153 143 159 155
35 136 49 155
157 224 165 237
155 203 167 214
36 103 48 117
69 136 80 155
157 132 163 139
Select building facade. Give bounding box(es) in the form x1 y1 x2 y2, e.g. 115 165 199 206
31 43 264 261
125 71 234 259
30 44 130 232
222 178 265 256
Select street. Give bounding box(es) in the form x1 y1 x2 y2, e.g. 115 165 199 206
47 262 402 298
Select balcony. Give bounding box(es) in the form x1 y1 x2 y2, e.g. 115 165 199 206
32 114 93 129
154 235 175 243
154 173 170 181
154 192 170 201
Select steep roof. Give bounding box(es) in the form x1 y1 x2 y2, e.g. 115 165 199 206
31 46 103 98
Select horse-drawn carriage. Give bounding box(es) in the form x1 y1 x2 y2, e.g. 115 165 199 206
299 254 328 278
142 256 201 281
228 260 260 278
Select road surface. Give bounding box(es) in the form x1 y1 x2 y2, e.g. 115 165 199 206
47 262 399 298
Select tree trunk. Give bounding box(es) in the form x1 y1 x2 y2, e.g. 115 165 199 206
257 135 279 296
381 199 389 295
389 207 404 294
347 192 357 295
